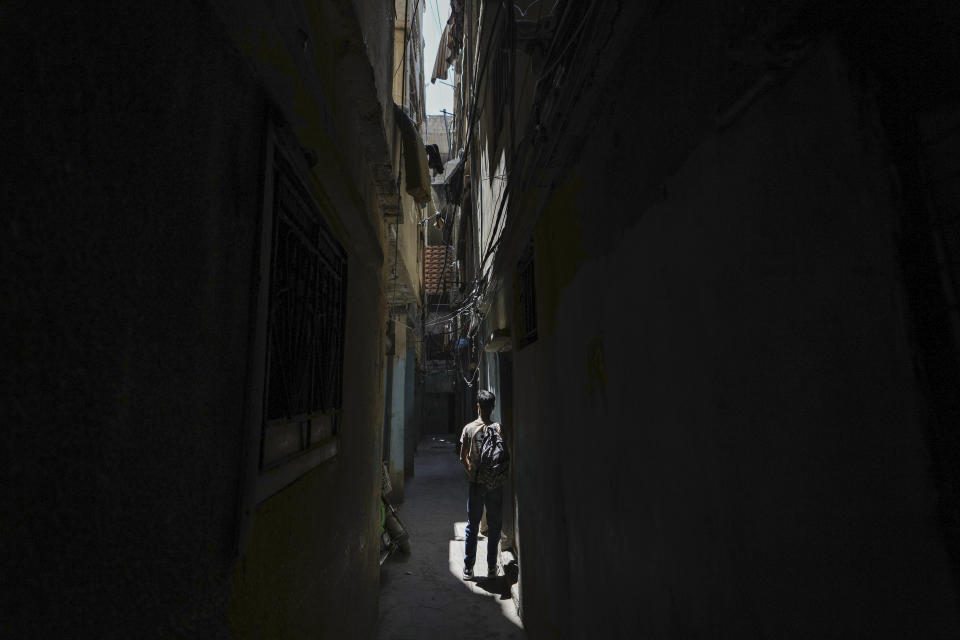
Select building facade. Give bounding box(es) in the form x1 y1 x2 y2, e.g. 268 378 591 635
425 113 455 161
3 1 425 637
442 0 960 637
382 0 429 503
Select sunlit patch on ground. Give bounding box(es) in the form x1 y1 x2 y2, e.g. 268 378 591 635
377 441 524 639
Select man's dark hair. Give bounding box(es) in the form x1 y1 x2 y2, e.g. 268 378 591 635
477 389 495 417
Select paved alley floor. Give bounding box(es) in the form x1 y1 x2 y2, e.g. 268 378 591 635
377 436 524 640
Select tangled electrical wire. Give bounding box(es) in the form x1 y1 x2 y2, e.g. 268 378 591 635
415 0 603 386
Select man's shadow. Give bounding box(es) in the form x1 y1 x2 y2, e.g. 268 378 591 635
472 559 519 600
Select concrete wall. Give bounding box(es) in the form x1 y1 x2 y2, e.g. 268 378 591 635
386 315 409 501
510 35 960 638
425 114 453 159
403 339 419 476
383 0 426 496
2 1 393 637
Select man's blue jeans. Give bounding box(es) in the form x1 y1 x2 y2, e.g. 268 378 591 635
464 481 503 572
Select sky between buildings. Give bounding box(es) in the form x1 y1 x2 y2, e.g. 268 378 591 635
422 0 453 115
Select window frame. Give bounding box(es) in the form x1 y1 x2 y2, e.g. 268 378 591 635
240 120 346 512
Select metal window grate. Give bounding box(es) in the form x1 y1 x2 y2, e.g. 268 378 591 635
262 152 347 468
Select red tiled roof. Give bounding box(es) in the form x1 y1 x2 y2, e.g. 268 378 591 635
425 245 454 295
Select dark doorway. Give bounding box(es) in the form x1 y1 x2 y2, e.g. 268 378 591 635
424 392 456 435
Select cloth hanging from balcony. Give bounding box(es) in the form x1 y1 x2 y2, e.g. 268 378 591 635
425 144 444 175
394 103 432 205
431 12 463 84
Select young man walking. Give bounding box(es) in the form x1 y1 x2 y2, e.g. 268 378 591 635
459 389 505 580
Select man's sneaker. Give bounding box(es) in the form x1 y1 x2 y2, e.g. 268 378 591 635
462 566 473 580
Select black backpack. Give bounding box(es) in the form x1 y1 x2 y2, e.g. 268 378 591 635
475 423 510 488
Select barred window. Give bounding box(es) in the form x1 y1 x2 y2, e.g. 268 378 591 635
261 154 347 468
241 122 348 509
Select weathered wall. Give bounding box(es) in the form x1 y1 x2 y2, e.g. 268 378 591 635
423 393 454 434
403 339 419 476
512 38 960 639
2 4 261 636
230 257 384 640
425 114 453 159
2 1 389 637
386 316 409 499
383 0 426 493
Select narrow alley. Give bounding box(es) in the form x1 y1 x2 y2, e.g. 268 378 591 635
377 437 522 639
6 0 960 638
